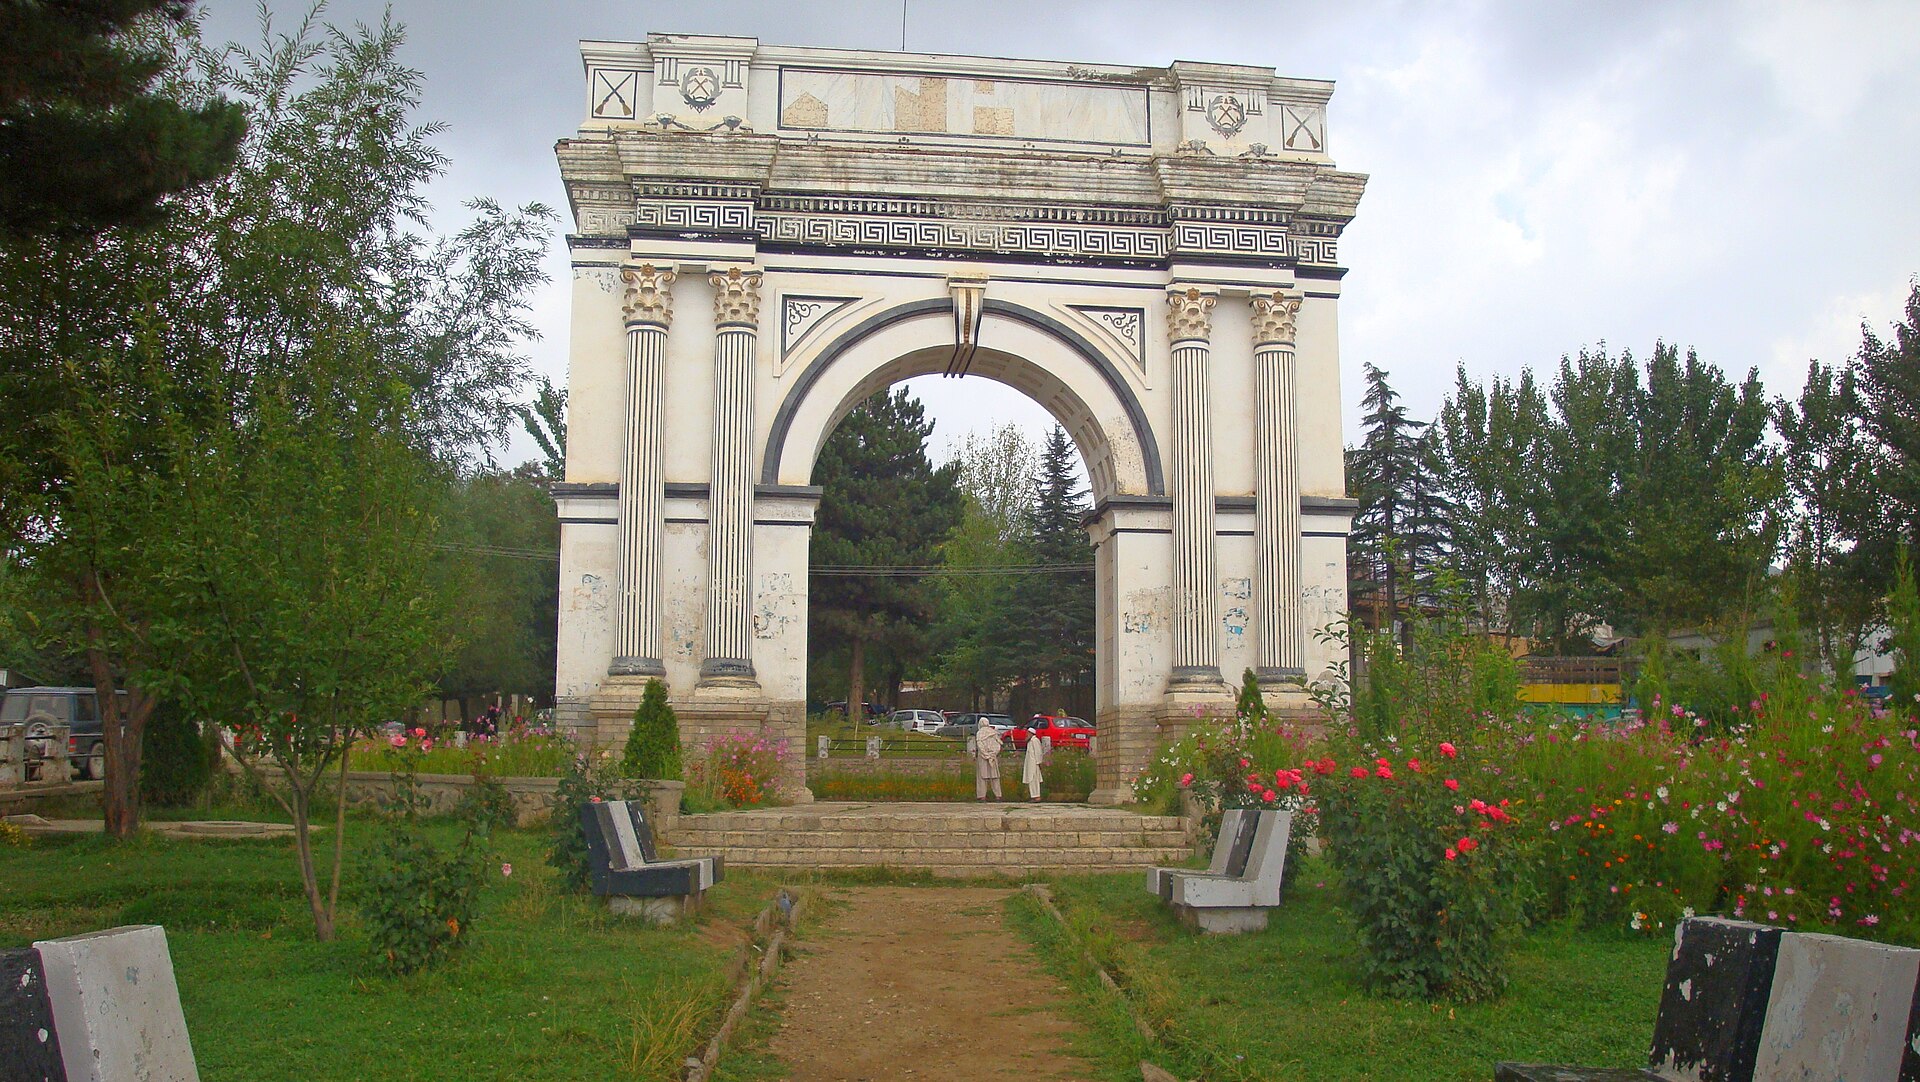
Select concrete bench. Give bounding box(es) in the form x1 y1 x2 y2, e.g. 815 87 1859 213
1145 807 1292 934
2 924 200 1081
580 798 722 924
1496 916 1920 1082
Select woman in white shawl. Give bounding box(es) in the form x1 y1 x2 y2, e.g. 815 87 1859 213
970 720 1004 801
1022 727 1051 802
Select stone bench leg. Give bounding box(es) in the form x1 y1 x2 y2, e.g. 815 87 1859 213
608 890 705 925
1172 904 1269 935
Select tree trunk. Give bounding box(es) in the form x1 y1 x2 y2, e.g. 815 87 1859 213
847 638 866 725
83 607 153 839
289 780 334 941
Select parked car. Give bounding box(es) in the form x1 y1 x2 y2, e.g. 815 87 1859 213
887 708 947 735
1004 714 1096 750
934 712 1012 739
822 700 885 720
0 686 125 781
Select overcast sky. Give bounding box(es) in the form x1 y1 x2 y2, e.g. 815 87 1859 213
195 0 1920 471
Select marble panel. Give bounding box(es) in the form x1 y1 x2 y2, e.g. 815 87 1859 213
777 68 1149 146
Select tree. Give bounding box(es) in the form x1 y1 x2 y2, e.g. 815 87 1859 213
809 389 962 717
0 0 245 236
1434 365 1548 639
0 7 549 930
934 424 1036 707
435 468 560 714
1852 281 1920 567
1611 344 1778 637
1436 344 1778 651
1005 425 1095 711
519 375 567 481
1776 360 1878 674
1348 363 1449 649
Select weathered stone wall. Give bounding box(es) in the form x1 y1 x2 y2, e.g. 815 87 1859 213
243 770 681 837
805 756 970 779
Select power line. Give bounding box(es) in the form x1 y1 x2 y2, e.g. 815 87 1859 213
429 543 1094 578
811 564 1092 578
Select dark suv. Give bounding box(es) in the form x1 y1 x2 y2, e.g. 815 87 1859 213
0 686 123 781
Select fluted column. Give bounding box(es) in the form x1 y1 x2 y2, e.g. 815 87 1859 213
1251 291 1304 680
700 267 762 686
1166 286 1222 687
610 264 676 677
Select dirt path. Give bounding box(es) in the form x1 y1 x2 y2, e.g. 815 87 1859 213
764 885 1097 1082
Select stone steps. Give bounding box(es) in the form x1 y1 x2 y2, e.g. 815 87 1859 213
664 802 1195 876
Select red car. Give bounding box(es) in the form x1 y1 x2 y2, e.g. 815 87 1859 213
1004 715 1096 750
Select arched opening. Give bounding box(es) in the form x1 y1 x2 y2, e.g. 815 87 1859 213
768 302 1144 800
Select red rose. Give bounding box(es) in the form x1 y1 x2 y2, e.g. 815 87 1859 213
1457 836 1478 852
1444 778 1460 791
1350 766 1369 778
1439 742 1458 758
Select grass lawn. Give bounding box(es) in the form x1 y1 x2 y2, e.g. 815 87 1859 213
0 816 787 1082
1013 858 1671 1082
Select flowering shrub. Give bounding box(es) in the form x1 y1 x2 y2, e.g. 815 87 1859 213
689 732 787 808
1498 688 1920 942
1315 737 1524 1002
358 744 491 975
547 751 636 892
358 724 573 778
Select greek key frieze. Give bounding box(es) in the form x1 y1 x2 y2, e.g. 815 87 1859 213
1172 222 1290 257
631 200 755 232
761 213 1168 259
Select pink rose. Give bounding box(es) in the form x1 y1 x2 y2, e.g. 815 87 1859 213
501 863 513 877
1179 772 1194 787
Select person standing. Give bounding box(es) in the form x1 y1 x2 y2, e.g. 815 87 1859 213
970 719 1004 801
1022 729 1050 802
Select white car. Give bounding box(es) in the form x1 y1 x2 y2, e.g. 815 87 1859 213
888 709 946 735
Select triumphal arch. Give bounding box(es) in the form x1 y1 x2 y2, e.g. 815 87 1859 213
552 34 1366 802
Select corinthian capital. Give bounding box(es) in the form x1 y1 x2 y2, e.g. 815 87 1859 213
710 267 763 328
1249 291 1302 347
1165 286 1217 344
620 263 676 327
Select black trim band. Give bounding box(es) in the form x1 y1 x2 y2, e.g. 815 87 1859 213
760 298 1167 496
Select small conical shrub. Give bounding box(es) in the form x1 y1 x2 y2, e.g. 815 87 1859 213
620 678 683 780
1236 667 1268 723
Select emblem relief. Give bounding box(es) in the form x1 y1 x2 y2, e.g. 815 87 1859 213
680 65 720 110
1207 93 1246 137
1165 286 1217 343
620 263 676 326
1250 291 1302 347
710 267 763 327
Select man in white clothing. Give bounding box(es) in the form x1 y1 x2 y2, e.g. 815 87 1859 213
970 721 1004 801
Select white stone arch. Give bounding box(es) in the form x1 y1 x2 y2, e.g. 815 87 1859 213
762 299 1166 502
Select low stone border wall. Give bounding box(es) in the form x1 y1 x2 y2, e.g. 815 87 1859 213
238 768 682 837
804 756 969 779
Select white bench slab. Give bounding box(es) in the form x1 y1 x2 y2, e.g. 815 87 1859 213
33 925 199 1082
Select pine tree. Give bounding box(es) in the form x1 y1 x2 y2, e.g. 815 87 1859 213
1007 426 1095 713
810 389 963 716
0 0 247 235
1348 363 1448 650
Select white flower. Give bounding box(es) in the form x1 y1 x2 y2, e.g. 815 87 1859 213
1656 786 1669 800
1682 906 1696 919
1716 801 1729 813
